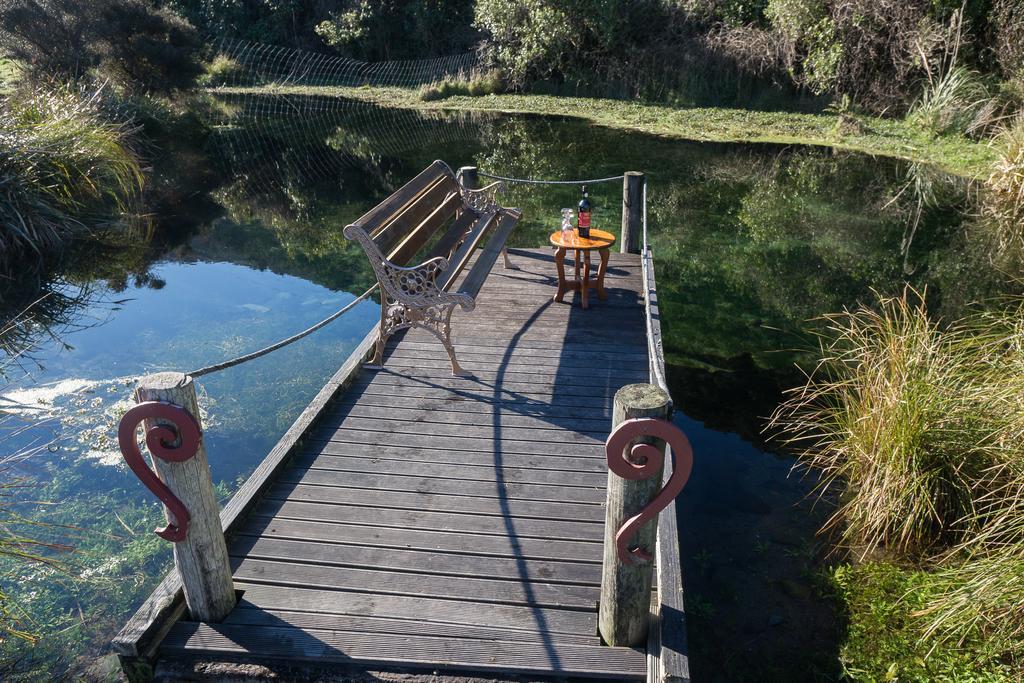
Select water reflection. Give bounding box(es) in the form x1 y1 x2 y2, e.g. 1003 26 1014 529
1 93 1014 680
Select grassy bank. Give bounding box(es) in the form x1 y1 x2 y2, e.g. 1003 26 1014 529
215 85 998 180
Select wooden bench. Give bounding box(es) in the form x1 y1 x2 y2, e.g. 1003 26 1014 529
344 160 521 376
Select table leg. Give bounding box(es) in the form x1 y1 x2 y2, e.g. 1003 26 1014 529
597 247 610 300
553 247 569 302
581 250 591 310
574 249 581 285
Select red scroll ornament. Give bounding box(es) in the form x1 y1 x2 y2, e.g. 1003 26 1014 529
606 417 694 565
117 401 202 543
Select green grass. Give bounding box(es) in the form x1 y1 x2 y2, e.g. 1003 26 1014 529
0 58 21 92
212 84 998 180
832 562 1014 682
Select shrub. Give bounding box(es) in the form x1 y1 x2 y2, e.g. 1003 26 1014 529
0 0 202 93
768 288 1016 558
198 54 245 87
0 86 144 270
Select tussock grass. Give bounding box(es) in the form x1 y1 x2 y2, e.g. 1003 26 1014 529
0 85 143 270
909 67 994 138
769 288 1021 558
419 69 505 101
198 54 244 87
772 288 1024 669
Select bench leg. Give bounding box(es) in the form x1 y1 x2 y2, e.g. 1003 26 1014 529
362 294 389 368
502 247 516 270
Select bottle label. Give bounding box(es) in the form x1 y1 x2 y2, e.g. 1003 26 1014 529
579 211 591 229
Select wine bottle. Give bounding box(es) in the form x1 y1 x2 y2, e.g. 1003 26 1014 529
577 185 591 239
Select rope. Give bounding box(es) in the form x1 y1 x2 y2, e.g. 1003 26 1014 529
477 171 625 186
189 285 378 378
640 181 671 398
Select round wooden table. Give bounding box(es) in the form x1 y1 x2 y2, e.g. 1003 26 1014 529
549 228 616 310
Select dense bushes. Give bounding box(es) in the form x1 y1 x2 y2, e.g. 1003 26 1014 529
472 0 1023 114
0 0 202 94
0 87 144 271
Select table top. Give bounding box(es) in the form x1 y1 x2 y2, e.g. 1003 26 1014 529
549 228 616 250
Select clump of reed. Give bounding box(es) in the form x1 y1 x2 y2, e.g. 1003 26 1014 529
419 69 505 101
770 288 1024 666
0 85 143 270
908 66 995 138
768 287 1019 558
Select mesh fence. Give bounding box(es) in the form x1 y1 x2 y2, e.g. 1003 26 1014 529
214 38 482 89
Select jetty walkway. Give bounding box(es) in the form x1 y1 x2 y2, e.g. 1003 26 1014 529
114 248 688 681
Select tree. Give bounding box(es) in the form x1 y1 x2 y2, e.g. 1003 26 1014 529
0 0 202 93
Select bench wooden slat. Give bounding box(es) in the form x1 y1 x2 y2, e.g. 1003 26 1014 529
438 210 498 290
425 207 479 261
458 209 521 298
356 160 449 235
376 177 460 260
387 189 464 266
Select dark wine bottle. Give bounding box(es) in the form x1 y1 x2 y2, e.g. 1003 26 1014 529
577 185 592 238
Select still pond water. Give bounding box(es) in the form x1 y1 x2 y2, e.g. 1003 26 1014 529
1 94 1004 681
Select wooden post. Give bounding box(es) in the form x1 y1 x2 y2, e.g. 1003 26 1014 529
599 382 671 647
136 372 235 622
621 171 644 254
457 165 479 190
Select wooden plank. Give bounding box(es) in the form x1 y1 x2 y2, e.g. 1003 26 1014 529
357 372 633 399
458 209 521 298
350 381 618 410
387 339 650 361
250 498 604 541
355 160 448 235
317 428 605 459
161 622 647 679
306 439 608 473
279 468 607 504
223 583 599 636
294 452 608 488
239 516 603 562
329 388 614 420
425 208 478 261
318 414 606 446
262 482 605 522
112 325 380 659
230 557 599 609
222 606 600 647
374 357 649 385
386 189 464 266
324 401 612 434
229 536 603 585
438 210 499 290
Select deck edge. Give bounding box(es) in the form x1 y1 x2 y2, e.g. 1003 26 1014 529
643 246 691 683
112 325 380 665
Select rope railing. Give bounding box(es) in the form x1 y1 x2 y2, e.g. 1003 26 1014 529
188 285 378 377
640 180 671 399
477 171 625 186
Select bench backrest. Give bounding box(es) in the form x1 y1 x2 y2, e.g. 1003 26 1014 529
349 160 469 267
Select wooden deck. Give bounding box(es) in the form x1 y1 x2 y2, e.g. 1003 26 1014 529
119 247 683 681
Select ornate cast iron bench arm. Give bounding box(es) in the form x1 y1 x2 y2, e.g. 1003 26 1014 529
344 224 475 376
